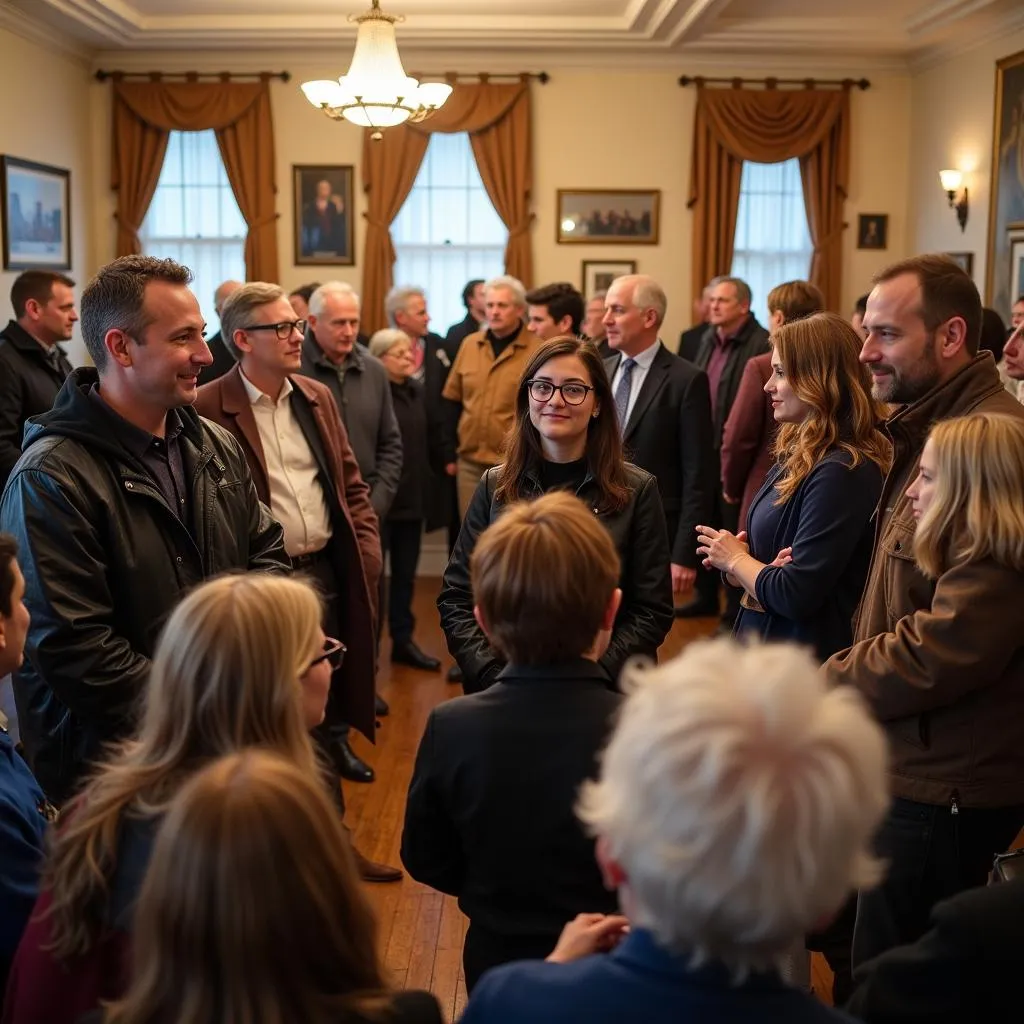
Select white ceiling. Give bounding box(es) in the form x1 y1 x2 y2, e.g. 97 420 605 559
1 0 1022 68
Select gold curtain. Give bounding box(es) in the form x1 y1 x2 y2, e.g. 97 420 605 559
360 78 533 333
111 78 280 282
688 85 851 310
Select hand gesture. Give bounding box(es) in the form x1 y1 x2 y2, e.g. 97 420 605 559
546 913 630 964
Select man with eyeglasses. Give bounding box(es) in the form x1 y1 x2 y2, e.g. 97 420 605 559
195 281 401 882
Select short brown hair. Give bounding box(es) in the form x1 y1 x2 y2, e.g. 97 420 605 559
220 282 287 361
766 281 825 323
471 491 619 665
80 255 192 370
524 282 585 334
11 270 74 319
873 254 982 356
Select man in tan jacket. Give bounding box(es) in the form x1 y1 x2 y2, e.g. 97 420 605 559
441 274 541 517
824 255 1024 974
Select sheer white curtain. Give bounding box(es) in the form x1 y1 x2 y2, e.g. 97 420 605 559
139 130 246 335
730 159 813 325
392 133 506 333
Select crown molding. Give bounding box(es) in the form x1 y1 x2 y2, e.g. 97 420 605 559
0 2 94 61
908 5 1024 71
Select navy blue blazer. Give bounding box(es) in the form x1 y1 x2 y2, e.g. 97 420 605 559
459 928 857 1024
735 449 883 662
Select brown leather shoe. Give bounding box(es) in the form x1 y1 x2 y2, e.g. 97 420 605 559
353 846 402 882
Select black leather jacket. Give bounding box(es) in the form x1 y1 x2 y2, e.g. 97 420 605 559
0 369 288 803
438 461 673 693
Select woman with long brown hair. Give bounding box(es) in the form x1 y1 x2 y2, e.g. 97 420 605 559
698 312 891 661
3 574 343 1024
439 336 673 692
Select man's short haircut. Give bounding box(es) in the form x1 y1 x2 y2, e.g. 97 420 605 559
80 255 192 371
461 278 485 309
0 532 17 618
219 282 287 362
524 282 585 334
588 288 607 304
385 285 426 328
578 637 888 976
873 254 983 356
484 274 527 309
471 491 620 665
766 281 826 323
1015 294 1024 306
854 293 869 317
615 274 667 328
289 282 321 303
11 270 75 319
709 275 753 308
308 281 360 319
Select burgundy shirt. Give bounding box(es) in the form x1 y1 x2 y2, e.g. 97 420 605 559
705 318 749 420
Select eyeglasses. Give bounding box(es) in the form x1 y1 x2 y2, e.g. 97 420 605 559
241 319 308 341
309 637 346 671
526 379 595 406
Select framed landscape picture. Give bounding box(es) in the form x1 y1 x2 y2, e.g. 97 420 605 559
582 259 636 296
557 189 660 244
293 164 354 266
1 155 71 271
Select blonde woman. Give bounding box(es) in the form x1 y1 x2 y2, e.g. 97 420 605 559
3 574 336 1024
698 312 890 661
99 751 442 1024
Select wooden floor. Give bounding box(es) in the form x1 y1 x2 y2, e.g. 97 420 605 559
343 578 833 1020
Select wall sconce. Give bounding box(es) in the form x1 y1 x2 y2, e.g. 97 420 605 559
939 169 969 232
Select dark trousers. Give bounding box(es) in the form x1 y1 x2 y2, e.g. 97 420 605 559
463 923 557 994
382 518 423 645
852 797 1024 972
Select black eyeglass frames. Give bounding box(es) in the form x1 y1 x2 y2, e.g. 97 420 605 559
310 636 346 671
525 379 595 406
240 319 308 341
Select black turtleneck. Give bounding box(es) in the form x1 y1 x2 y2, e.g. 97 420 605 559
487 323 521 360
539 456 588 494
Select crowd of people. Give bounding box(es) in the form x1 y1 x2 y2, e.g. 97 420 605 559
0 251 1023 1023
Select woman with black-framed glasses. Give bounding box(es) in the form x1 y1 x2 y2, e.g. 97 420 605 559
439 336 673 693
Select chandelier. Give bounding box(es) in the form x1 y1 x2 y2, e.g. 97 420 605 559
301 0 453 140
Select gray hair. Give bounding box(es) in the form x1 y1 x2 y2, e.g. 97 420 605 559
587 289 607 304
384 285 425 328
577 637 888 976
308 281 360 319
368 328 410 360
219 282 287 362
484 274 526 309
612 274 667 328
710 275 752 308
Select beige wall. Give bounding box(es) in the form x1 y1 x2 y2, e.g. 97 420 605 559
909 29 1024 315
0 26 94 364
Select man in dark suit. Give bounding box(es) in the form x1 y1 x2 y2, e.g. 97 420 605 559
677 283 711 362
194 281 400 882
602 274 714 613
198 278 242 385
0 271 76 491
683 275 769 622
445 278 486 351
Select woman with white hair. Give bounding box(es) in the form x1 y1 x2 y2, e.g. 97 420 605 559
459 636 890 1024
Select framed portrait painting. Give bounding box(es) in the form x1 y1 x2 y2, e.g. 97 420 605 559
857 213 888 250
1010 228 1024 306
582 260 636 296
557 190 660 244
945 252 974 277
1 155 71 271
293 164 354 266
986 48 1024 316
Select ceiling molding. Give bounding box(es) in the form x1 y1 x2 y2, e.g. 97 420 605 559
903 0 997 37
908 3 1024 71
0 1 93 60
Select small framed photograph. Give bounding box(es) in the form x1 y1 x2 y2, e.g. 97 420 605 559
945 252 974 276
557 189 660 244
1 155 71 271
582 260 637 296
857 213 888 250
1010 229 1024 307
293 164 354 266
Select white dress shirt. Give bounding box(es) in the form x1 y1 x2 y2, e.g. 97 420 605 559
610 339 662 427
240 371 332 558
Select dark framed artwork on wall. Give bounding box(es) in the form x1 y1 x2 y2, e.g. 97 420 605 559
582 259 637 295
293 164 354 266
945 252 974 277
0 155 71 271
1010 228 1024 306
557 190 660 244
857 213 888 250
987 49 1024 315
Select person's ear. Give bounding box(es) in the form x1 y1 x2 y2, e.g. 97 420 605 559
233 328 254 356
602 588 623 631
0 616 7 651
940 316 969 359
104 329 134 368
595 835 627 891
557 315 573 334
473 604 491 641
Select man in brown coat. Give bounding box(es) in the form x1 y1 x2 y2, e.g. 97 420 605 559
824 255 1024 973
195 282 400 881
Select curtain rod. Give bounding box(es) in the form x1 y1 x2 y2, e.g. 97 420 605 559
94 70 291 82
409 72 549 83
678 75 870 90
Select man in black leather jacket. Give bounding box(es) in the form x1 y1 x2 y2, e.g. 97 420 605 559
0 255 287 804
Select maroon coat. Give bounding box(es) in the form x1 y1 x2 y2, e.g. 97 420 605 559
720 352 776 532
195 368 381 740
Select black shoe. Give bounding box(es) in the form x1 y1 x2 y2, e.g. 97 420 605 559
674 598 719 619
392 640 441 672
375 692 389 717
446 664 463 683
331 738 375 783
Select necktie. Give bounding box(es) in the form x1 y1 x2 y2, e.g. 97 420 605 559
614 358 636 434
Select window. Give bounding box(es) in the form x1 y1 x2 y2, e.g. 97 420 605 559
392 133 506 332
730 159 813 325
139 130 246 335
